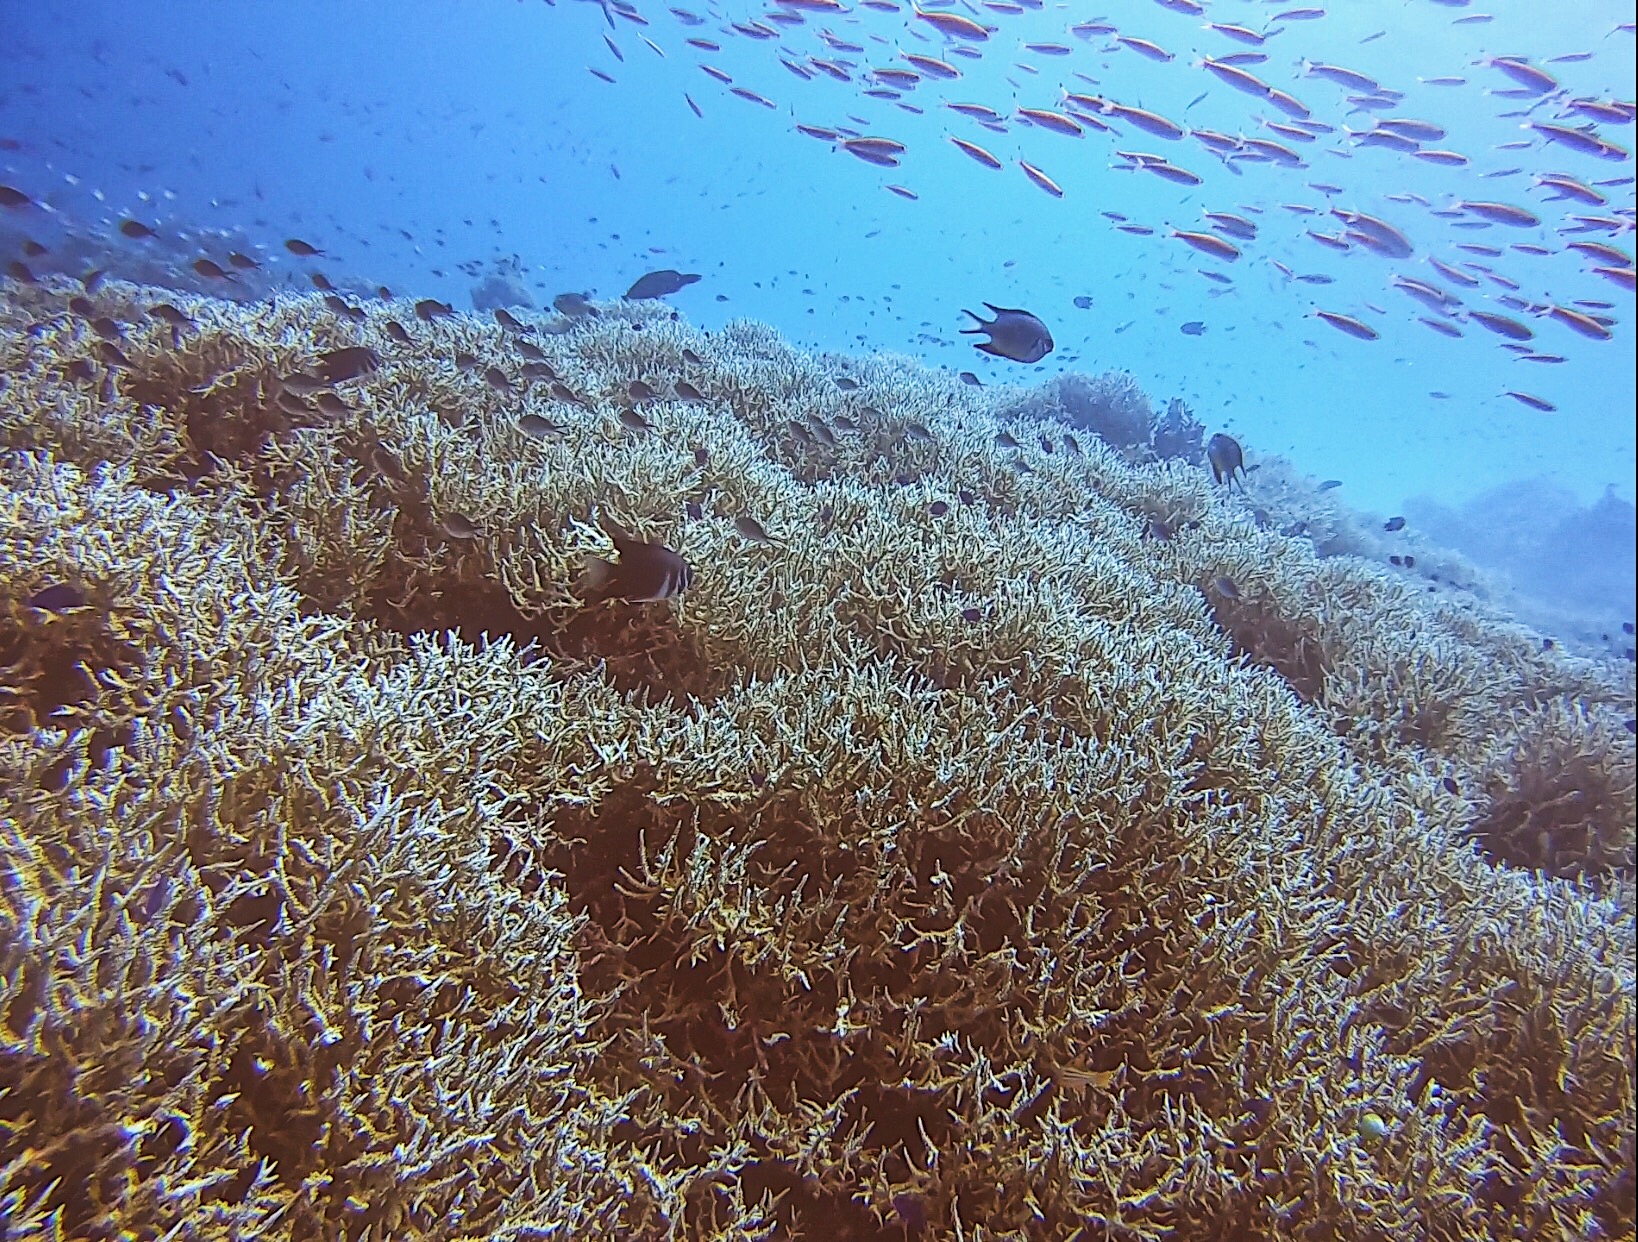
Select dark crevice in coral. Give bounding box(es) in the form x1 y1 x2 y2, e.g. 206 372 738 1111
359 576 720 704
698 1158 895 1239
1468 750 1634 881
208 1007 341 1194
1212 598 1327 704
0 1049 137 1235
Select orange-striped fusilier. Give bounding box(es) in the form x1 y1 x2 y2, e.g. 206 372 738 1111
1315 310 1380 340
912 4 990 40
1171 229 1241 261
949 136 1002 168
1019 161 1064 197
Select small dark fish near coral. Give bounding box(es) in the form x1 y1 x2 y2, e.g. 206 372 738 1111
28 583 86 613
285 237 325 257
439 512 480 540
415 298 453 321
553 292 597 318
960 303 1054 363
624 269 702 299
733 514 776 544
1317 479 1342 491
1206 433 1247 490
518 413 565 440
1211 575 1242 601
583 515 691 604
316 346 382 384
1384 516 1406 532
192 258 236 281
1180 320 1206 335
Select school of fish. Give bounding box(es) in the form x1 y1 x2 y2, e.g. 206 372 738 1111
567 0 1634 416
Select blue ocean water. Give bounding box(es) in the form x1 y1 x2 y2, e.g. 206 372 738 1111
1 0 1633 618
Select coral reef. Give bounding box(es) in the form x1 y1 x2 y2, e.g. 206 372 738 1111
0 206 303 302
1001 370 1155 452
470 255 536 313
1149 396 1206 466
1 275 1634 1240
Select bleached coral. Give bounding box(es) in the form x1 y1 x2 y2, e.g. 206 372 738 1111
0 278 1633 1240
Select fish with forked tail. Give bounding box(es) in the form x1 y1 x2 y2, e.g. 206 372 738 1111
959 303 1054 363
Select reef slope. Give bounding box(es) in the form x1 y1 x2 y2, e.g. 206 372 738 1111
1 283 1633 1240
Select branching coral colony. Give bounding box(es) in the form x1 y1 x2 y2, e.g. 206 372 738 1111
0 279 1632 1241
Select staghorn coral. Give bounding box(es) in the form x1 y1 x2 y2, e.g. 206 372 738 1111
1 277 1634 1240
1149 396 1206 466
469 254 537 313
1467 701 1637 880
1001 370 1156 452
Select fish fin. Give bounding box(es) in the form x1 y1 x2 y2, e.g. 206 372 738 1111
960 307 985 324
597 509 635 552
580 556 617 598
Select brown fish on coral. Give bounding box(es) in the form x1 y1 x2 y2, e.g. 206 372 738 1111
1207 433 1247 490
316 346 382 384
518 413 566 440
733 514 776 544
553 292 597 318
583 515 692 603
